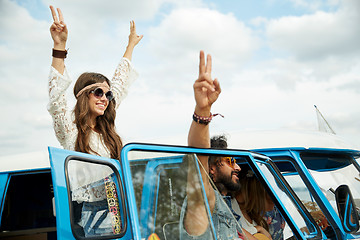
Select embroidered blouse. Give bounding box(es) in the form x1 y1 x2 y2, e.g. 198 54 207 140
47 57 137 202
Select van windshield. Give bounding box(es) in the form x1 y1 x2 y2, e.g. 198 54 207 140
301 153 360 219
275 152 360 237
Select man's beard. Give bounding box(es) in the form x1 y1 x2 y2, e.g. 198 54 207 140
215 170 241 192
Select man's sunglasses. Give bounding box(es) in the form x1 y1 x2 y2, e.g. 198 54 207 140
90 87 114 101
221 157 237 169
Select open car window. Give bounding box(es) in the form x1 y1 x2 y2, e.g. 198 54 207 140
123 144 321 240
253 160 323 239
128 150 217 240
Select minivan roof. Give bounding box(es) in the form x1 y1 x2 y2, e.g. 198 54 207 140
227 130 359 150
0 151 50 173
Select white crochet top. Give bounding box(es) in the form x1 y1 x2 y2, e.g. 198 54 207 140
47 58 137 202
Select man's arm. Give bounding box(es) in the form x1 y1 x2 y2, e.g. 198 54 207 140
183 51 221 236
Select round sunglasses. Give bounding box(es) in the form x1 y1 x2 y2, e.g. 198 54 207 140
221 157 237 169
90 87 114 102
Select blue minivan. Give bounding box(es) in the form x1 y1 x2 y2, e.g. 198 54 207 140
0 131 359 239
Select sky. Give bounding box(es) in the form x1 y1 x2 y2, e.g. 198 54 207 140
1 0 360 156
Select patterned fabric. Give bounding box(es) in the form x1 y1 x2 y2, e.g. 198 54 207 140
264 207 285 240
104 175 122 234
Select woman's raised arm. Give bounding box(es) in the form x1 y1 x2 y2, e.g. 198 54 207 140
49 5 68 74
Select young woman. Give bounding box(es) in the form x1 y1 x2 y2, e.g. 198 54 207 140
48 6 142 158
47 6 142 236
232 165 274 240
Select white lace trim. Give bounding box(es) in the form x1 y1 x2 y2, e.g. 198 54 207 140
48 58 137 202
111 58 138 109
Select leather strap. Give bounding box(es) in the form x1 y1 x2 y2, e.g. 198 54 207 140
52 48 67 58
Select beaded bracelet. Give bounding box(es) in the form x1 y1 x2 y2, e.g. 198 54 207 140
193 112 224 125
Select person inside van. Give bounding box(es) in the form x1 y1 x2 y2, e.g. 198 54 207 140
232 164 285 240
180 51 264 240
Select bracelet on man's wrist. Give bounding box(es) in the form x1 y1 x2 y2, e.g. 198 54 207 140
192 112 224 125
52 48 68 58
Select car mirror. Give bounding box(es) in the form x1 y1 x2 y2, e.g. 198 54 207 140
335 185 359 234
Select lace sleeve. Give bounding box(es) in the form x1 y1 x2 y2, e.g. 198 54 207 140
111 58 138 109
47 66 77 149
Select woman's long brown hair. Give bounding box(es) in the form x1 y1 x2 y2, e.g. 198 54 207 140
73 72 122 160
238 166 270 231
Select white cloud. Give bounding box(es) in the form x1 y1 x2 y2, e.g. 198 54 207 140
43 0 169 21
266 0 360 60
1 0 360 157
142 7 259 96
148 7 258 63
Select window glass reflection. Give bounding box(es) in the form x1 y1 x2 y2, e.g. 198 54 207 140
256 162 321 239
129 152 217 240
67 160 125 237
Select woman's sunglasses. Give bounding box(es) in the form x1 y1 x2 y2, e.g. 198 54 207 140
221 157 237 169
90 87 114 101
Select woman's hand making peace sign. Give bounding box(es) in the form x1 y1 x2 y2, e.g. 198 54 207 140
123 20 143 60
49 5 68 50
128 20 143 48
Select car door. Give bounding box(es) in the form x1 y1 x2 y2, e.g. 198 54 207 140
48 146 133 240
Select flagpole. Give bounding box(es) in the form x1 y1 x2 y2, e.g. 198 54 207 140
314 105 336 134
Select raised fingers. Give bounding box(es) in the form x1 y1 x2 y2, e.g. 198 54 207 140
199 51 212 77
57 8 64 24
205 53 212 75
50 5 58 22
199 50 205 76
130 20 136 33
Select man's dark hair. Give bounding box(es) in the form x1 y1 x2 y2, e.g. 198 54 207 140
209 134 228 167
210 135 228 149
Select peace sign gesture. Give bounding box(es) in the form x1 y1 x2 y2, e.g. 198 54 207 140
49 5 68 49
128 20 143 47
193 51 221 115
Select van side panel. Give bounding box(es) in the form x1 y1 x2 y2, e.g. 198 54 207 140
48 148 74 239
0 173 9 227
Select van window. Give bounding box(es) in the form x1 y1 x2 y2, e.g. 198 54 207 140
246 160 322 240
0 171 56 239
128 151 217 240
65 159 127 239
274 157 337 238
301 153 360 235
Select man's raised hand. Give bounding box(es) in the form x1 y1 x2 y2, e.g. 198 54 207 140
193 50 221 115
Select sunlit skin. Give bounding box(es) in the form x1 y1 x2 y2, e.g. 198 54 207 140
88 82 110 127
210 158 242 195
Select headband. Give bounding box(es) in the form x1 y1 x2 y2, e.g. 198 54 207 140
76 82 110 98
